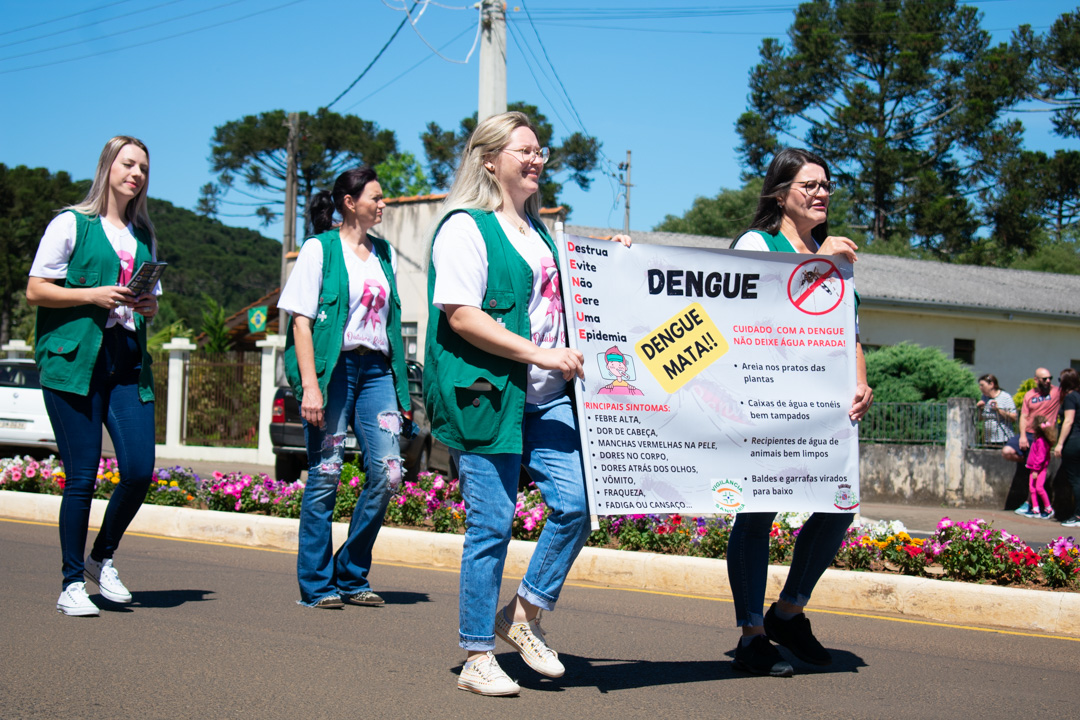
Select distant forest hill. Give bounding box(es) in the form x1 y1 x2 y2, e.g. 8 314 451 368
148 198 281 330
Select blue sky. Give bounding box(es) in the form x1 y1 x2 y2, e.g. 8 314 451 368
2 0 1077 240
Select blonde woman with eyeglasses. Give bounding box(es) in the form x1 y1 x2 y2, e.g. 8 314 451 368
726 147 873 677
423 111 629 696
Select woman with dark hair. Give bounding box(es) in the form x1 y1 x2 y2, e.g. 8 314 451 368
26 136 161 616
726 147 873 676
1054 368 1080 527
977 373 1017 445
424 111 629 695
278 166 411 608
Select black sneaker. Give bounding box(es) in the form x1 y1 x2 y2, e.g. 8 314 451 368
342 590 385 606
732 634 794 677
764 603 832 666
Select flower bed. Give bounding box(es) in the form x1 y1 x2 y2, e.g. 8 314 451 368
2 454 1077 590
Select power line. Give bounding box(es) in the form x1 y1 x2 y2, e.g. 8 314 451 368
0 0 137 38
518 2 623 190
0 0 251 63
400 0 481 64
505 23 577 133
343 22 477 112
0 0 312 75
0 0 186 50
325 0 422 109
519 2 589 135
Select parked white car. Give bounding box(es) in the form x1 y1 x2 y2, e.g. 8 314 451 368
0 358 57 453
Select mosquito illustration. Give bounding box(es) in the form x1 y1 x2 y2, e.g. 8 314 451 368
799 268 834 295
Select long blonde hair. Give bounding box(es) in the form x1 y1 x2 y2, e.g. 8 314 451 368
433 112 542 234
64 136 155 239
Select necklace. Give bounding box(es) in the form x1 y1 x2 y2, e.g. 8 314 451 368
500 212 529 235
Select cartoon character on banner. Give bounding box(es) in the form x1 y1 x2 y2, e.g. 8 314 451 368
597 345 644 396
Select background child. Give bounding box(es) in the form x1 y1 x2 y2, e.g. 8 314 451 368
1026 415 1057 519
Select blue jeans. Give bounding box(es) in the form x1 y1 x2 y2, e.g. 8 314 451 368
727 511 852 627
297 351 403 605
453 393 590 651
43 326 156 589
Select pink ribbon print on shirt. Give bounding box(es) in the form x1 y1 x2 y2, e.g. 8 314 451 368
534 257 564 345
358 280 387 332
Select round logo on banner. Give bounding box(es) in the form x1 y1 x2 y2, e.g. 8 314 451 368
787 258 845 315
712 479 746 514
833 483 859 511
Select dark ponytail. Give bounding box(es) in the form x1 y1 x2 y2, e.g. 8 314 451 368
307 166 380 234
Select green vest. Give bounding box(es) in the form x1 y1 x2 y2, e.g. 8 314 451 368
747 229 861 313
283 229 410 410
423 209 558 454
35 211 155 400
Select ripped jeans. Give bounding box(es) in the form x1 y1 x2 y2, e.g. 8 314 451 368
297 351 402 605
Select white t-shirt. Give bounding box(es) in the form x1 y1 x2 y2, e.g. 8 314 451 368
432 212 566 405
733 230 860 333
30 211 161 332
278 235 396 354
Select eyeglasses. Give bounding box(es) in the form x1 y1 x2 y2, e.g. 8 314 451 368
790 180 836 196
502 146 550 164
1037 376 1053 382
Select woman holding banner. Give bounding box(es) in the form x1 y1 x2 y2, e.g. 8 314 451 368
727 147 873 676
424 111 628 695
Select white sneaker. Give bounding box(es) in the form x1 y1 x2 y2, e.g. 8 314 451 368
84 555 133 604
57 582 100 616
457 652 520 696
495 608 565 678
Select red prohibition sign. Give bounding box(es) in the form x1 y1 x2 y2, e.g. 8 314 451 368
787 258 845 315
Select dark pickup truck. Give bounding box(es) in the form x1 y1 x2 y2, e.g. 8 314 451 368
270 359 450 482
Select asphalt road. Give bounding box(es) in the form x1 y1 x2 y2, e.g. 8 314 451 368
4 518 1078 720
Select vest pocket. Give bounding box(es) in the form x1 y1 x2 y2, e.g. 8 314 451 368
482 289 516 323
67 270 100 287
40 334 82 384
454 373 508 445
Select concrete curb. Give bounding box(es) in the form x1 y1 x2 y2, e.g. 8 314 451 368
4 489 1078 636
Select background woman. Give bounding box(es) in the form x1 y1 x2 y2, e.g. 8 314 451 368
424 111 628 696
26 136 160 617
1054 368 1080 527
279 167 411 609
977 373 1017 445
727 147 873 676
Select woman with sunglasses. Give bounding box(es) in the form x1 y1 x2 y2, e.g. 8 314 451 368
726 147 873 676
424 111 628 695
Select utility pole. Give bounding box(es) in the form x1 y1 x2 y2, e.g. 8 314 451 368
478 0 506 122
279 111 300 332
619 150 632 234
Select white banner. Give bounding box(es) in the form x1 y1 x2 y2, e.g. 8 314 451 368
557 231 860 516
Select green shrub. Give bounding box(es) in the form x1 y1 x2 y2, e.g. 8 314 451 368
865 342 979 402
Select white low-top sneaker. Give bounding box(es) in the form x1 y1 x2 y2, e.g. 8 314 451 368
84 555 133 604
57 582 100 616
495 609 565 678
457 652 520 696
